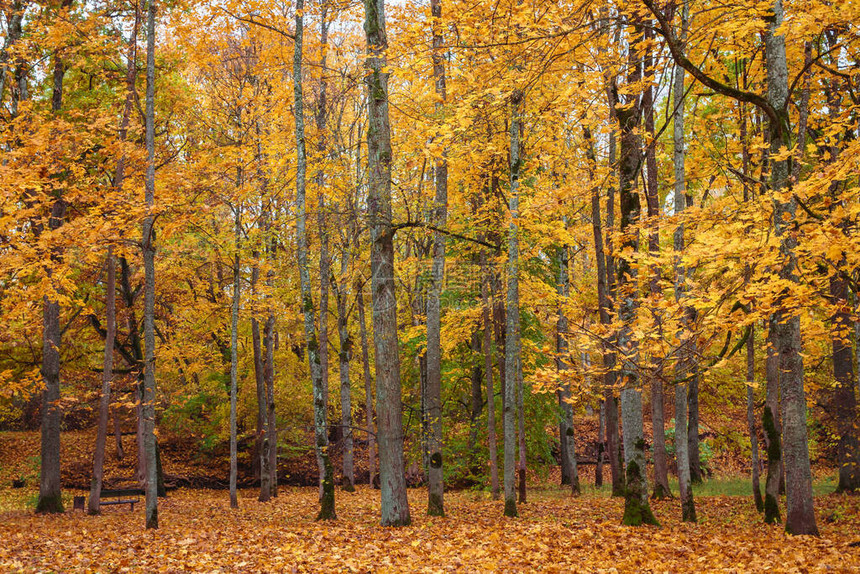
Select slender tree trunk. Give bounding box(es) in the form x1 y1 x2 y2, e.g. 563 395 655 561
468 331 483 461
251 266 265 484
363 0 410 526
747 326 764 511
557 242 579 495
35 0 73 515
517 354 527 504
89 10 138 512
356 279 376 487
642 26 670 501
596 400 605 487
89 248 116 515
113 406 124 460
481 254 500 499
228 203 241 509
424 0 447 517
142 0 158 529
503 88 524 518
587 120 624 497
294 1 335 519
337 266 355 492
687 370 702 484
671 8 695 520
737 73 765 512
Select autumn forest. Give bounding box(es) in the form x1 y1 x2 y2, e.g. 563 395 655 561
1 0 859 569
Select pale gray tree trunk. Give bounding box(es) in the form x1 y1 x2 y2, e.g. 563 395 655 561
503 89 523 518
228 202 241 509
481 253 500 499
424 0 447 518
671 10 695 519
336 258 355 491
615 25 657 526
142 0 158 529
642 34 670 499
294 0 335 519
363 0 410 526
766 1 816 536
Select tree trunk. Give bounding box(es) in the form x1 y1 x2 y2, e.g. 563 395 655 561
336 265 355 492
468 331 483 462
616 25 657 526
502 88 524 518
356 279 376 487
557 242 579 495
481 254 500 500
766 3 817 534
363 0 410 527
517 354 527 504
747 326 764 511
142 0 158 529
89 248 116 515
671 6 695 520
35 0 73 515
89 8 138 513
294 1 335 519
642 26 670 501
228 203 241 509
764 323 782 524
251 267 265 485
687 370 702 484
586 119 623 497
596 399 605 487
424 0 447 517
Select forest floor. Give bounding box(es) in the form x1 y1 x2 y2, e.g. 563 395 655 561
1 484 859 572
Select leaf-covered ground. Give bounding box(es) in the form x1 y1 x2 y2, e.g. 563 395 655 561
1 486 858 572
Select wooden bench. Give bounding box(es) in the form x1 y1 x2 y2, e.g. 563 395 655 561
99 488 144 511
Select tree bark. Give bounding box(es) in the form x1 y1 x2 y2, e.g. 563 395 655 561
747 326 764 511
424 0 447 517
142 0 158 529
502 87 524 518
363 0 411 526
336 260 355 492
764 322 782 524
764 0 817 536
556 241 579 495
671 6 695 520
615 24 657 526
356 278 376 487
228 202 241 509
295 0 335 520
481 253 500 499
89 249 116 515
